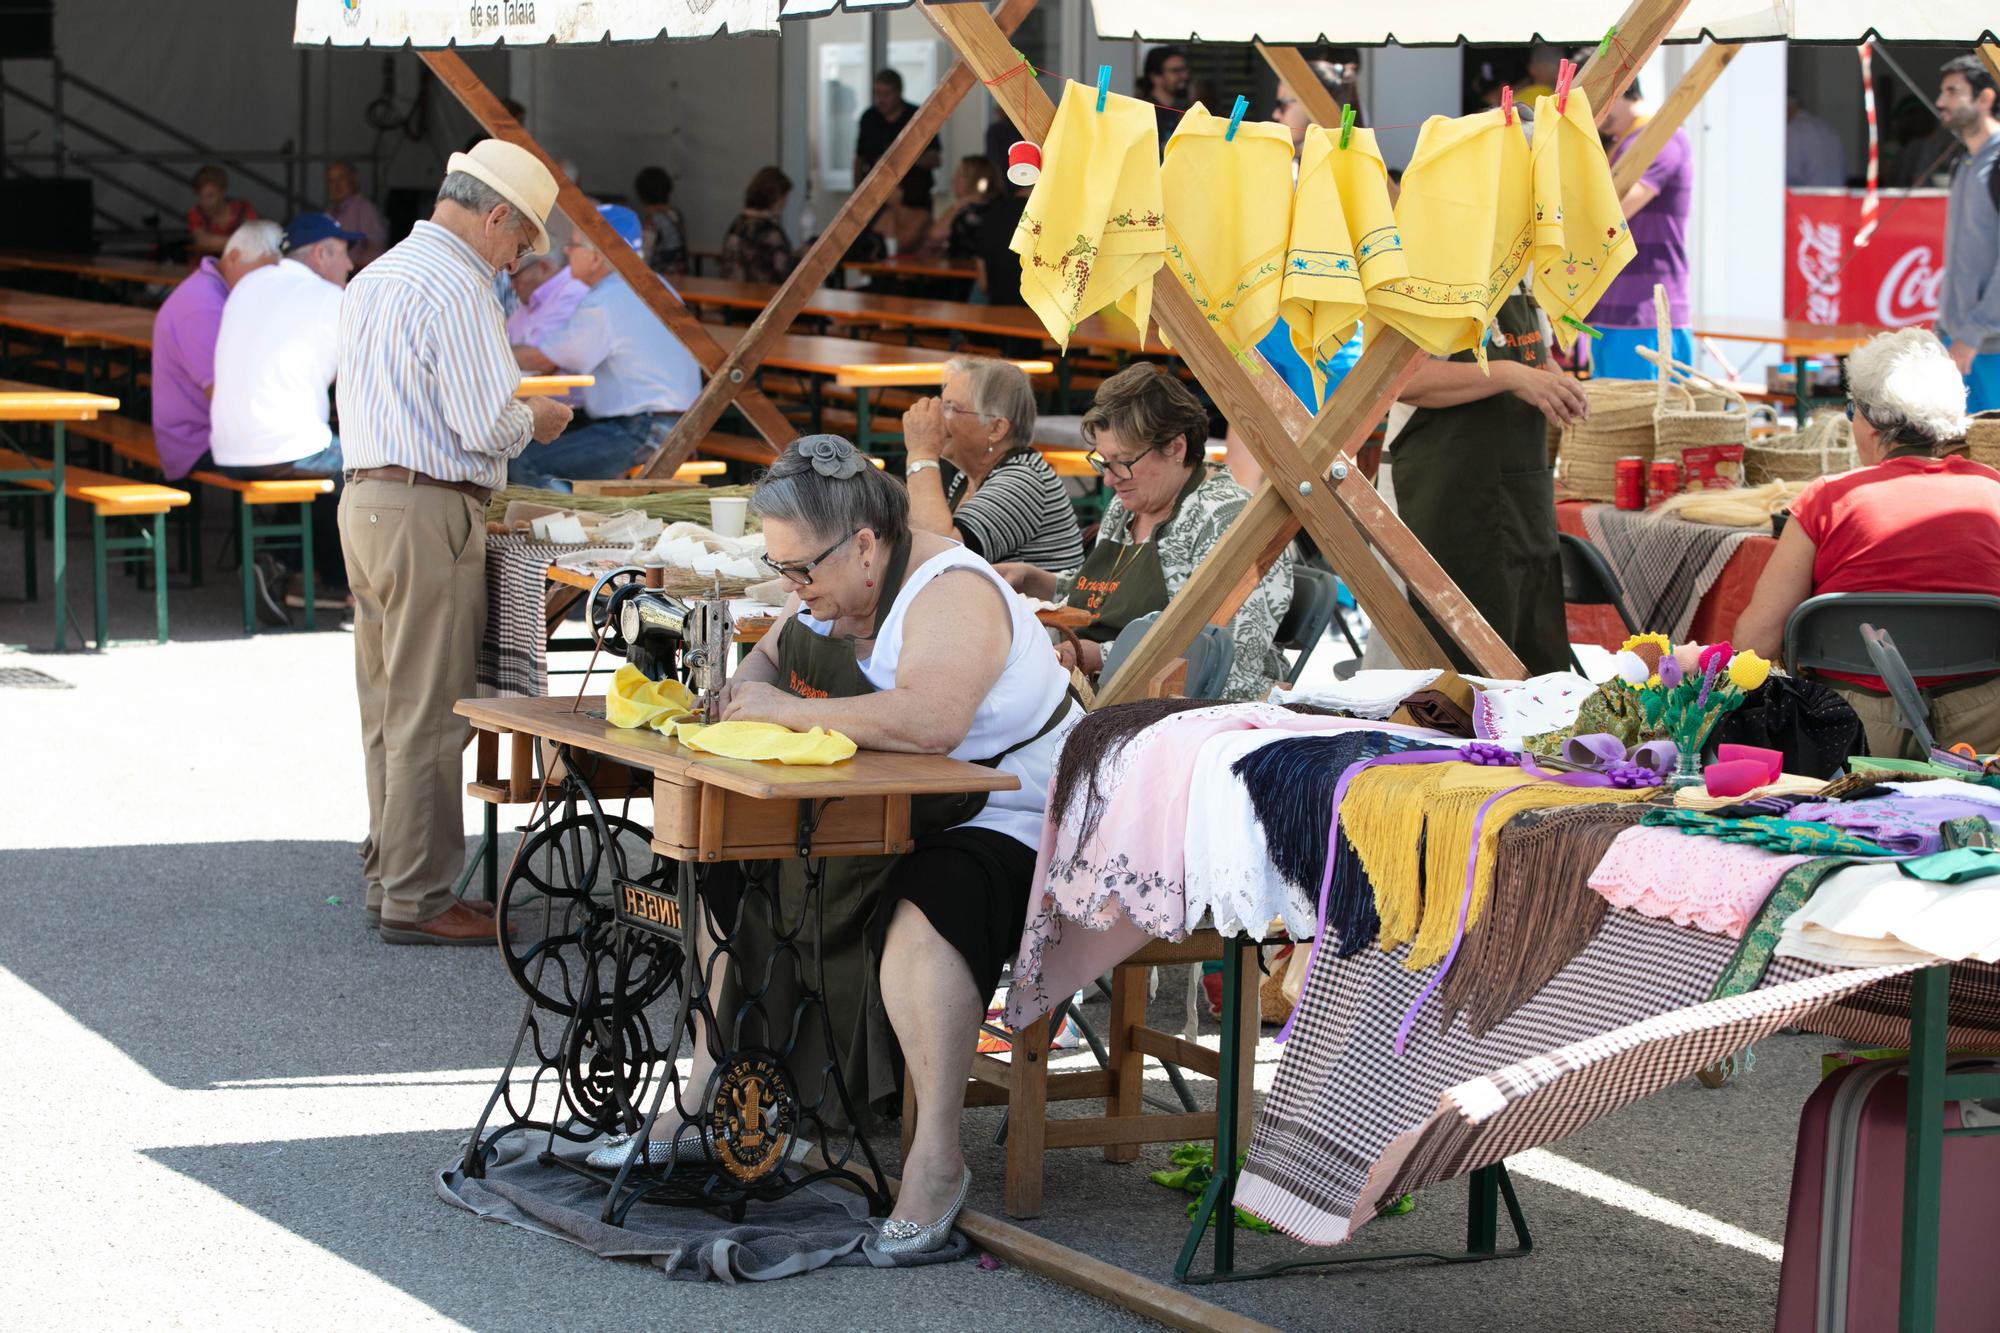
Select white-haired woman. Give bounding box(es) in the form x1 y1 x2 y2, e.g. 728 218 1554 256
1735 327 2000 755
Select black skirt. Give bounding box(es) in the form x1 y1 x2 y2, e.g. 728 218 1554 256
879 825 1037 1001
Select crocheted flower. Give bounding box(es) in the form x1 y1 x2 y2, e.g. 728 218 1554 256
1614 650 1652 687
1620 633 1670 675
1657 655 1683 689
1672 641 1706 676
796 434 865 480
1728 650 1772 692
1699 641 1735 674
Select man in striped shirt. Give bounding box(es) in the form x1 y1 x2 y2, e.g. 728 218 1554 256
336 140 572 946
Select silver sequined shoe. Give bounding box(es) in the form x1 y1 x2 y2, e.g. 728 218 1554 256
584 1120 707 1170
873 1166 971 1256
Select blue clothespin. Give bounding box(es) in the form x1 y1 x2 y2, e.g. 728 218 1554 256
1225 95 1248 141
1338 104 1356 149
1096 64 1110 112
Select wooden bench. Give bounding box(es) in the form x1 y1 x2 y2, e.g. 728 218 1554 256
0 445 187 646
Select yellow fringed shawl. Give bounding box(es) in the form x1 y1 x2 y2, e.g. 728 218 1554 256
1341 763 1657 970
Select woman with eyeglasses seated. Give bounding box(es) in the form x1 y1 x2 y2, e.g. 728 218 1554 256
997 362 1294 700
1735 328 2000 757
602 434 1078 1253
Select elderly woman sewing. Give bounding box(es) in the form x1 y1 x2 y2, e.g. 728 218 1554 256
593 434 1076 1253
902 356 1085 569
1735 328 2000 756
998 362 1293 699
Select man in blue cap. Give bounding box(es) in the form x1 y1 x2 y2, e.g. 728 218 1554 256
211 210 364 621
510 203 701 490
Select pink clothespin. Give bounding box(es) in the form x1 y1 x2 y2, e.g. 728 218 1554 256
1499 85 1514 126
1556 59 1576 114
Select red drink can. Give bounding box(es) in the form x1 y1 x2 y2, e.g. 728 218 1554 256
1614 456 1645 510
1648 460 1682 508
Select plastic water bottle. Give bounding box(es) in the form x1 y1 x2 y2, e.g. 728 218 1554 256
797 190 818 242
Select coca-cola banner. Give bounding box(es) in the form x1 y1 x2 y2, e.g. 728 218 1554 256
1785 189 1947 328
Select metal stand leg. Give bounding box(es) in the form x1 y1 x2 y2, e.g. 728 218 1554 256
238 496 256 636
91 509 108 650
299 500 316 632
1899 964 1949 1333
51 422 66 650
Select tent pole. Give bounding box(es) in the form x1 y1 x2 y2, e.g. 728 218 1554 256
1612 42 1741 195
1255 44 1344 127
1980 45 2000 87
638 0 1036 478
420 49 801 451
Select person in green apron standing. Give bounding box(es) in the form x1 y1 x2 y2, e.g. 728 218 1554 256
594 435 1076 1254
1389 286 1589 676
998 363 1294 700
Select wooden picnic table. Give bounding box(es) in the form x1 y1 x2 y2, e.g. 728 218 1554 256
0 250 189 289
1689 314 1886 416
0 383 121 650
842 254 979 282
0 290 155 351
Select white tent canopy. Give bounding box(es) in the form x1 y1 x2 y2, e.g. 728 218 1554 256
292 0 968 46
1087 1 1997 46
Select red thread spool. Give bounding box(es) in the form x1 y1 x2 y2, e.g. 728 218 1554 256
1006 141 1042 186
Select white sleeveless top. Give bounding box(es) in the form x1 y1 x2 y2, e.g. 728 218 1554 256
795 544 1079 847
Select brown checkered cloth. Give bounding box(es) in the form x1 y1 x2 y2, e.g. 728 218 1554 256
1236 908 2000 1246
479 535 632 698
1579 503 1761 641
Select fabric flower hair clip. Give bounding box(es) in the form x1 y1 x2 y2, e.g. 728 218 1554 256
796 434 866 480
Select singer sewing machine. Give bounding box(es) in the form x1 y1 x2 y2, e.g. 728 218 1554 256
453 587 1017 1225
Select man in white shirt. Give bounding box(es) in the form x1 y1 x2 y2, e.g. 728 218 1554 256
510 203 701 491
211 211 361 619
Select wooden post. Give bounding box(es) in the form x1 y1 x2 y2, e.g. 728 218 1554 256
1255 44 1344 127
420 50 798 450
1979 45 2000 88
637 0 1036 478
927 0 1694 701
1611 42 1741 195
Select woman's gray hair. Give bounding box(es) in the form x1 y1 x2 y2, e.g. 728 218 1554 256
1846 328 1970 454
751 435 909 546
944 356 1036 448
222 219 284 264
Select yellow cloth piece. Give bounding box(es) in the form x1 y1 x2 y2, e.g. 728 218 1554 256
1366 109 1533 366
1342 762 1655 971
669 719 857 766
604 664 698 731
1282 125 1406 400
1010 79 1165 353
1529 89 1637 352
1157 103 1293 359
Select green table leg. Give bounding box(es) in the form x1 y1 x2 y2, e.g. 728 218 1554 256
239 496 256 636
300 500 316 632
856 387 874 456
152 511 169 643
1899 964 1949 1333
91 509 108 650
51 422 66 650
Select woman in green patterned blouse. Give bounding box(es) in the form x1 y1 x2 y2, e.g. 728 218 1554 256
998 363 1293 700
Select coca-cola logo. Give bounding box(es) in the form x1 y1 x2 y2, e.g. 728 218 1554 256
1876 246 1943 327
1795 216 1842 325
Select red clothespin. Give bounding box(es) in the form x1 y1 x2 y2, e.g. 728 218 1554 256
1556 59 1576 114
1499 85 1514 126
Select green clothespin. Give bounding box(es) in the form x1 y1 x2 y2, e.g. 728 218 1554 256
1011 48 1037 77
1597 24 1618 59
1561 314 1603 339
1338 104 1356 149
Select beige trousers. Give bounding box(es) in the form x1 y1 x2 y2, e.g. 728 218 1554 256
1832 675 2000 763
339 477 487 924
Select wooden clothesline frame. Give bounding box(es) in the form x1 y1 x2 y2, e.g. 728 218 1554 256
419 0 1720 698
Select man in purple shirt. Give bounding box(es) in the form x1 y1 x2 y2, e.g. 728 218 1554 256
325 160 389 270
149 218 283 479
1590 79 1695 380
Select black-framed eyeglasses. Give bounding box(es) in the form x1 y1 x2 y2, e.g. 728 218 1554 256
1085 443 1161 480
762 528 857 585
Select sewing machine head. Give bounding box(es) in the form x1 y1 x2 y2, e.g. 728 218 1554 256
587 567 735 721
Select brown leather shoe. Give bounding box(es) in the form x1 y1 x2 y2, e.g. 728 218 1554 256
367 898 494 929
380 900 511 946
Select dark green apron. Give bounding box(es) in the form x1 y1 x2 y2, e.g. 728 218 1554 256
1065 464 1204 645
1390 292 1571 676
722 534 1070 1127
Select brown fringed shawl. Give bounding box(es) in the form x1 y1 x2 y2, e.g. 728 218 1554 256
1436 803 1651 1038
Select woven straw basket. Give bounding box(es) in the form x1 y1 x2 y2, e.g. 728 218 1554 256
1746 410 1857 485
1966 412 2000 471
1555 379 1658 499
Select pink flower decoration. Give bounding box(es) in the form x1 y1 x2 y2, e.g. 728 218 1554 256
1698 641 1734 673
1672 642 1705 675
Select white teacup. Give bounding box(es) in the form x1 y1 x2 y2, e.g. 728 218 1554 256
709 495 748 538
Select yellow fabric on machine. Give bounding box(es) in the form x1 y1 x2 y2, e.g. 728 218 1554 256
1010 80 1165 352
1529 89 1636 351
1342 762 1656 971
604 664 698 731
669 719 857 766
1282 125 1404 400
1158 103 1294 358
1366 109 1532 367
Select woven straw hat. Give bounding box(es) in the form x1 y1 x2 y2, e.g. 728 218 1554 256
445 139 558 256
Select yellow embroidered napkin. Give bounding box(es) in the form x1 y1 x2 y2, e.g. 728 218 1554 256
1011 80 1165 353
669 719 858 766
1158 103 1293 358
605 664 699 731
1366 109 1532 366
1282 124 1404 397
1529 89 1636 351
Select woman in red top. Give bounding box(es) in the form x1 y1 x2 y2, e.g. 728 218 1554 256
1736 328 2000 756
186 164 258 259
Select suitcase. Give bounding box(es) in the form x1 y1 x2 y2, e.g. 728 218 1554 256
1775 1055 2000 1332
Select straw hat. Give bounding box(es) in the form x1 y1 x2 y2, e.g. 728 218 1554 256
445 139 558 256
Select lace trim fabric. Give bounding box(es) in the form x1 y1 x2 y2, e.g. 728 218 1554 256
1589 824 1811 939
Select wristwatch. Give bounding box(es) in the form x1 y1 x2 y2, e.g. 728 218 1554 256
907 459 942 476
